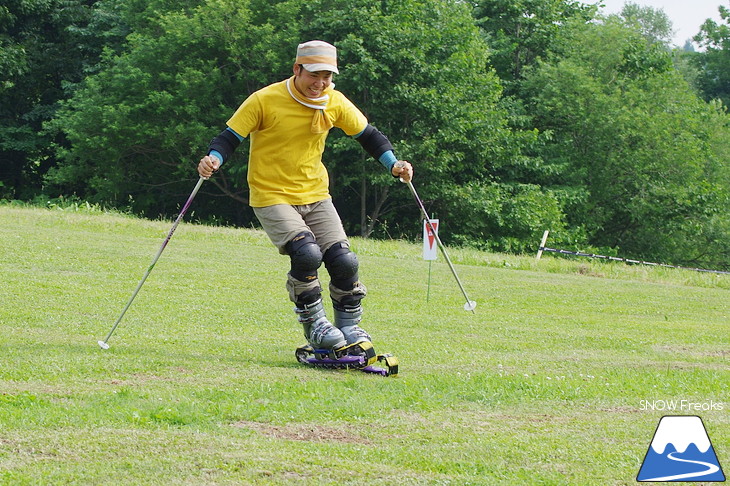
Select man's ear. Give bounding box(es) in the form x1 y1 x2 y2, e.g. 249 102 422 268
293 63 301 76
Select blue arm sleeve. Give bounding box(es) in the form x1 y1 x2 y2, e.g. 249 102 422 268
209 150 224 164
378 150 397 171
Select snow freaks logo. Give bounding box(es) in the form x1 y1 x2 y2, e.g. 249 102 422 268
637 415 726 482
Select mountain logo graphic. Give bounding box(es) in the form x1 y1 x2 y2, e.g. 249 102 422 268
637 415 725 482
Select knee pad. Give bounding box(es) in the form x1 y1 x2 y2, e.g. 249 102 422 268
285 232 322 283
323 242 359 291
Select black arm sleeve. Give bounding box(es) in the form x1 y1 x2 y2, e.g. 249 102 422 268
207 129 242 164
355 124 394 161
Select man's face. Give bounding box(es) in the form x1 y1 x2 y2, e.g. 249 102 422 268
293 64 333 98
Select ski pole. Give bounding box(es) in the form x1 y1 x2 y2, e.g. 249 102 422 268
396 163 476 313
98 176 207 349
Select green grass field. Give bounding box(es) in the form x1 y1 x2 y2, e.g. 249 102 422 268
1 204 728 485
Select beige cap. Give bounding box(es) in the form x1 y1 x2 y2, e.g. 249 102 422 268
296 40 339 74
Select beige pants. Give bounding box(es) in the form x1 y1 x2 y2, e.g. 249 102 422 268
253 199 366 304
253 199 347 254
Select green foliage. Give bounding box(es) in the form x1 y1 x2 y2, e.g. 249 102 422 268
47 0 540 250
46 0 301 222
522 17 730 269
0 0 100 200
618 1 674 46
472 0 596 89
439 181 568 253
298 0 522 240
3 0 730 268
692 5 730 107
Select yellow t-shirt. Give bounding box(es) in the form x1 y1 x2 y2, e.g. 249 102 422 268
227 79 368 207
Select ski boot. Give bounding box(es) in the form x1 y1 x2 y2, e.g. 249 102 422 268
333 303 371 345
295 298 346 352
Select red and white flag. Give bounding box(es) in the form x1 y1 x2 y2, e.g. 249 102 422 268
423 219 439 261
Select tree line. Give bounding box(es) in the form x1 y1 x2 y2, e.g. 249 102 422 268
2 0 729 269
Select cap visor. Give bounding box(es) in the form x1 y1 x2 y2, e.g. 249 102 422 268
302 63 339 74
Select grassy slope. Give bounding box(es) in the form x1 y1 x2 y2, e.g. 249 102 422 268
0 205 727 485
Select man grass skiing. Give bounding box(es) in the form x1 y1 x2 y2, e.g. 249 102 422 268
198 40 412 356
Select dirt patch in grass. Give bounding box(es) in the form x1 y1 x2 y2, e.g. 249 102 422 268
231 420 370 444
654 344 730 360
577 264 605 278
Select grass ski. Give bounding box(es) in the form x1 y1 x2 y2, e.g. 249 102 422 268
295 341 399 376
